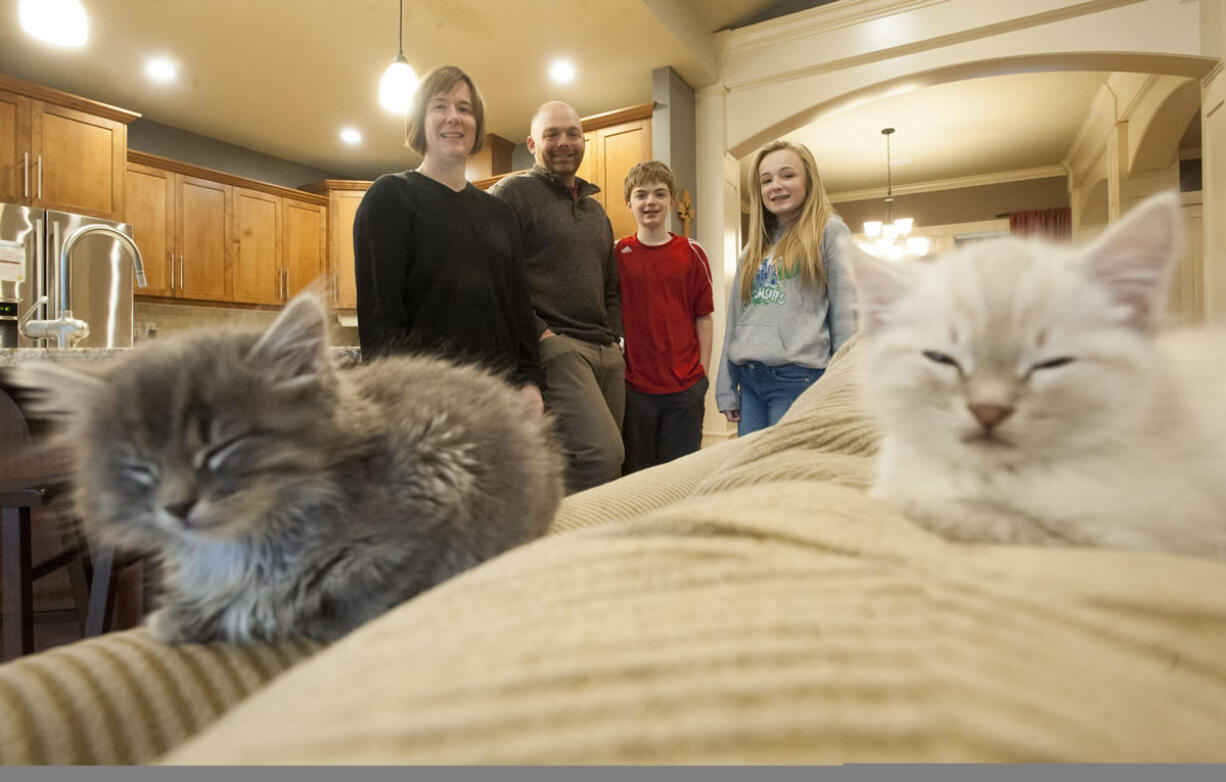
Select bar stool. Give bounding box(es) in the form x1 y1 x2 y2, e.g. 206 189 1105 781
0 386 128 661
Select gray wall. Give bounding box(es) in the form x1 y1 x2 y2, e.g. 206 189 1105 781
834 176 1070 230
651 66 697 235
128 119 342 188
511 141 535 172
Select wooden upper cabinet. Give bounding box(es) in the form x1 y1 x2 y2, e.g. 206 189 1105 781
231 186 281 305
177 175 231 302
594 119 651 241
30 101 127 219
300 180 368 310
0 88 30 204
332 190 363 309
124 162 176 297
283 198 325 301
129 151 328 307
0 75 138 219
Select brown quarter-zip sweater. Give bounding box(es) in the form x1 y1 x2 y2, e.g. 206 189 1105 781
490 166 622 345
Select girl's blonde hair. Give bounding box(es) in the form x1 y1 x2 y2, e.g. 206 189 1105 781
739 140 837 304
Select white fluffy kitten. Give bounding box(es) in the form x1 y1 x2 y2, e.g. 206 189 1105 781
843 192 1226 559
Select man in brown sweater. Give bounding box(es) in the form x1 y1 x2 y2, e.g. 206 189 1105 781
490 101 625 493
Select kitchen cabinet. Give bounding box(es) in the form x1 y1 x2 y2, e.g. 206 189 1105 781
1 75 138 220
282 199 326 301
175 175 231 302
123 162 176 297
299 180 369 310
232 189 326 306
125 160 231 302
231 186 280 305
0 88 29 205
231 189 326 305
129 152 328 307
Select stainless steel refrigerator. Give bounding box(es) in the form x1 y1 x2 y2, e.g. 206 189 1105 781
0 202 138 348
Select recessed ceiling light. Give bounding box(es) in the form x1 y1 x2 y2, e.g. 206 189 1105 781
549 60 576 84
145 58 178 84
19 0 88 47
340 127 362 145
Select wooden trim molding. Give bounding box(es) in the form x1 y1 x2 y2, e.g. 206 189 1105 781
0 73 140 124
1204 60 1226 92
472 172 523 190
582 103 655 133
829 164 1067 202
128 150 329 206
299 179 373 194
717 0 946 55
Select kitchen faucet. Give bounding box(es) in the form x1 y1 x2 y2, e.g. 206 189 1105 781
20 224 147 348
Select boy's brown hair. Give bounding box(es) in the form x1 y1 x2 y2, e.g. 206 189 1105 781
405 65 486 156
623 160 677 202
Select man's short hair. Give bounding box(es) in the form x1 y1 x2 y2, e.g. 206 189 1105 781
623 160 676 202
405 65 486 156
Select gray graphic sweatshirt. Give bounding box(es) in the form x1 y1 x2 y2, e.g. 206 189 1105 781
715 217 856 412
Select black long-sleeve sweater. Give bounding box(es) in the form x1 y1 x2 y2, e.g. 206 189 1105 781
352 170 543 387
489 166 622 345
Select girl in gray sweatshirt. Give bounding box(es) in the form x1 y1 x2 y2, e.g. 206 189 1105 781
715 140 856 436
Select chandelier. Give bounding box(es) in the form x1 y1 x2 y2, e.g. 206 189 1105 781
861 127 930 260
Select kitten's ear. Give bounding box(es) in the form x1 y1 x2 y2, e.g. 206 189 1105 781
1079 191 1182 329
246 292 332 386
837 234 915 333
2 362 107 422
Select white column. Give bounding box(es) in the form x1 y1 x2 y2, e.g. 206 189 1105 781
696 85 740 441
1202 62 1226 322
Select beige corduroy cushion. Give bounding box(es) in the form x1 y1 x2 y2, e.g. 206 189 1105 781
158 336 1226 763
0 628 320 764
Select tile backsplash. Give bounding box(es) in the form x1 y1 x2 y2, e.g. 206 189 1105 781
134 302 360 346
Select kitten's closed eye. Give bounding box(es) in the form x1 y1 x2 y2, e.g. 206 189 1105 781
1028 357 1075 372
124 464 159 487
197 435 251 473
922 351 962 372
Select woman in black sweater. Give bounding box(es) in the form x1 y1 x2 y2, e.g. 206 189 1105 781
353 65 544 414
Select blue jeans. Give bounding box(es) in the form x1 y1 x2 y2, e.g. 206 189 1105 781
735 361 825 436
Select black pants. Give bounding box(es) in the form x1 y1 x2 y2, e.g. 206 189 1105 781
621 376 709 475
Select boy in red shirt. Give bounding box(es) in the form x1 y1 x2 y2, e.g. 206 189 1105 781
616 161 714 473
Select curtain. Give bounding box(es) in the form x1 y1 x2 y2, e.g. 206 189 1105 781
1009 207 1072 240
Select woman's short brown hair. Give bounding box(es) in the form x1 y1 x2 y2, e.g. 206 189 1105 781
405 65 486 156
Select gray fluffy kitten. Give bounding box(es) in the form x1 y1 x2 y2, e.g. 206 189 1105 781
11 293 564 643
843 192 1226 560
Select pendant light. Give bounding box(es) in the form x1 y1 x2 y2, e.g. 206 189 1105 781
378 0 418 114
862 128 930 260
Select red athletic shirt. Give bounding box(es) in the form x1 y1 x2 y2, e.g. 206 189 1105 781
615 233 714 394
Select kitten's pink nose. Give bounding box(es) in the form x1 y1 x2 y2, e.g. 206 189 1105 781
968 403 1013 430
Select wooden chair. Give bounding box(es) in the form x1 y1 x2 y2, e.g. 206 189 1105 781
0 386 130 660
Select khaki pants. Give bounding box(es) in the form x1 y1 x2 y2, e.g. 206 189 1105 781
539 334 625 494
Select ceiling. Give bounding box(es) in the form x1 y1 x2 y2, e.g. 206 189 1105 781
790 70 1110 198
0 0 1174 196
0 0 779 180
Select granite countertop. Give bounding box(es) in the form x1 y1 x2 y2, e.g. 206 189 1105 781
0 346 363 367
